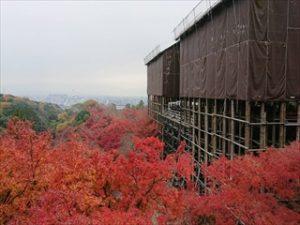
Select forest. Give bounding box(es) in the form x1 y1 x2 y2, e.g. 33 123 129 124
0 95 299 225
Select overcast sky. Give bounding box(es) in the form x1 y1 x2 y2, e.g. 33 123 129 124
1 0 198 97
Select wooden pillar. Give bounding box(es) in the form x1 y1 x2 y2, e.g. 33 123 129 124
189 98 192 124
162 97 165 114
238 104 242 155
204 99 209 164
260 103 267 149
230 100 235 159
297 102 300 141
222 99 227 156
192 98 195 158
147 95 149 116
245 101 251 150
279 102 286 147
198 98 201 162
212 99 217 157
184 98 187 124
161 97 164 143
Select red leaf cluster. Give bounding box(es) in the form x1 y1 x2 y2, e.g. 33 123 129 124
76 107 158 151
201 143 300 225
0 117 199 225
0 107 299 225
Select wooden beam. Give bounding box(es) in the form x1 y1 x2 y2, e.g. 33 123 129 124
279 102 286 147
204 99 208 164
198 98 202 163
297 102 300 141
245 101 251 149
260 102 267 149
230 100 235 159
192 98 195 159
212 99 217 157
222 99 227 156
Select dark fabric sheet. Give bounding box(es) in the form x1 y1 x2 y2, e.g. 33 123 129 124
289 0 300 28
287 29 300 99
215 50 226 99
248 41 267 101
249 0 268 41
237 41 248 100
269 0 288 42
147 56 163 96
179 0 300 101
266 42 286 100
225 45 238 99
147 44 180 97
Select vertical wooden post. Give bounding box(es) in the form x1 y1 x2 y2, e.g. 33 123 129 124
260 102 267 149
297 102 300 141
161 97 164 115
222 99 227 156
203 99 209 191
161 97 164 143
204 99 209 164
230 100 235 159
184 98 187 124
212 99 217 157
271 124 276 147
279 102 286 147
190 98 192 124
198 98 201 162
192 98 195 159
148 95 151 117
245 101 251 150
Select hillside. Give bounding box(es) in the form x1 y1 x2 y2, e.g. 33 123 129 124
0 95 140 133
0 94 63 132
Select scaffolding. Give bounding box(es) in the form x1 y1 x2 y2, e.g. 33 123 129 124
148 95 300 188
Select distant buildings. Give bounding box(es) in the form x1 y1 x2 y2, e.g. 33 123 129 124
27 94 147 108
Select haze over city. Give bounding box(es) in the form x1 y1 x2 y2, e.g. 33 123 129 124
1 0 197 97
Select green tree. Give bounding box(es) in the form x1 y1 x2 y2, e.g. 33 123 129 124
135 100 145 109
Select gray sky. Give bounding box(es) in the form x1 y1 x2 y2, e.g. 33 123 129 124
1 0 198 97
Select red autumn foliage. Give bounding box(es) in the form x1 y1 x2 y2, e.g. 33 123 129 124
0 117 199 225
0 107 299 225
200 142 300 225
76 107 158 151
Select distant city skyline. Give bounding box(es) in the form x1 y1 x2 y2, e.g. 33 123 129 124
1 0 198 97
27 93 147 108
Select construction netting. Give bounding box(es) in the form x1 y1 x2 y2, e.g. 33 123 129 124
147 43 180 97
179 0 300 101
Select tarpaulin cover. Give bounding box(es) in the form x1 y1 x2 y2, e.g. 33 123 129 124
179 0 300 101
147 44 180 97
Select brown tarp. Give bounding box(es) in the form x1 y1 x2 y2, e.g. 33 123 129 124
179 0 300 101
147 56 163 96
287 29 300 99
289 0 300 28
147 43 180 97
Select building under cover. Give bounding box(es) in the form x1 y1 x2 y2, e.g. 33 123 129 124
145 0 300 188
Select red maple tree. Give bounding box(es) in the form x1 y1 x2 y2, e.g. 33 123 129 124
200 142 300 225
0 118 199 225
0 107 299 225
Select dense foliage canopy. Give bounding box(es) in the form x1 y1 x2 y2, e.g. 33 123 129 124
0 104 299 225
